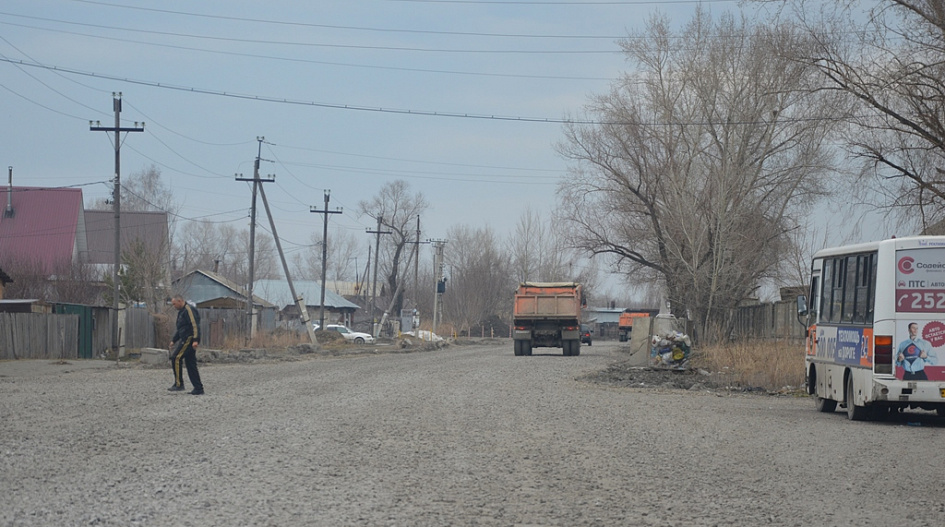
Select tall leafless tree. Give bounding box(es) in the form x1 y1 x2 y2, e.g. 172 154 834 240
358 180 429 318
557 8 840 341
294 226 361 285
764 0 945 232
508 207 572 283
442 224 515 335
175 220 279 285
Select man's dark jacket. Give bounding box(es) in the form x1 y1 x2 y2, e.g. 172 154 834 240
172 303 200 345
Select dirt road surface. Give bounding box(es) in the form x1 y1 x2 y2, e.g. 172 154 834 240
1 340 942 526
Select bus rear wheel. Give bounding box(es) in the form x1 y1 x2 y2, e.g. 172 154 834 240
811 370 836 413
814 394 837 413
845 376 870 421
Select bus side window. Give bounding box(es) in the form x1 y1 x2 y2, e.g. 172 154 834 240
830 258 845 324
842 255 857 323
809 276 820 320
821 259 834 322
853 253 874 324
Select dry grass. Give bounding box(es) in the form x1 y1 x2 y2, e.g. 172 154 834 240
692 340 806 392
221 330 310 351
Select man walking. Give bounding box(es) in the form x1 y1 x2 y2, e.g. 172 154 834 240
169 295 204 395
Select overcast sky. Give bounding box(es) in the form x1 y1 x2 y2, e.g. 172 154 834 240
10 0 880 297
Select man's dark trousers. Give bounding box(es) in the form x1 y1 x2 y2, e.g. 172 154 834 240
171 337 203 391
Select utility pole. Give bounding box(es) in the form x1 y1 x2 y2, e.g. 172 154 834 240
90 93 143 360
235 137 272 341
414 215 421 308
310 190 341 329
257 172 318 345
430 239 448 337
366 217 391 336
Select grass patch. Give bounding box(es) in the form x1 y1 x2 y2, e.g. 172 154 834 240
692 340 806 392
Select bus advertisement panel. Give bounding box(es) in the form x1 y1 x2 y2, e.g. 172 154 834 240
895 246 945 313
812 326 872 367
895 246 945 381
894 320 945 381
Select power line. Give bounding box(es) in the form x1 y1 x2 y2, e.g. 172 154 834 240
0 20 617 82
67 0 628 39
0 58 837 127
0 13 618 54
0 57 604 124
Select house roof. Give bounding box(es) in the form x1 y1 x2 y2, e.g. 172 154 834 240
84 209 169 265
254 279 361 311
0 186 85 273
172 269 276 309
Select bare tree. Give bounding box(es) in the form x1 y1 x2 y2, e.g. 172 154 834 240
557 8 839 341
89 165 178 214
442 224 514 335
175 220 279 285
1 256 102 304
508 207 572 283
296 226 362 284
358 180 429 318
764 0 945 232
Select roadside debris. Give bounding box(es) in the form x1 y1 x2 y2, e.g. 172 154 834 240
650 331 692 369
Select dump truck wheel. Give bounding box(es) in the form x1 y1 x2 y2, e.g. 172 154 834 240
513 340 523 356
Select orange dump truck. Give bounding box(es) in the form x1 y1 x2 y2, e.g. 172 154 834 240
512 282 583 356
618 312 649 342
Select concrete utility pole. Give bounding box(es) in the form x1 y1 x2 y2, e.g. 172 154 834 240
235 137 272 341
257 175 318 345
430 239 448 337
414 215 421 308
366 217 391 336
310 190 341 329
90 93 143 359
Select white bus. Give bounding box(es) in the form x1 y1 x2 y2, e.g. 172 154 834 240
799 236 945 420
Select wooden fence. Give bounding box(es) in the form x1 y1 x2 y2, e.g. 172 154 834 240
0 313 79 360
731 300 806 342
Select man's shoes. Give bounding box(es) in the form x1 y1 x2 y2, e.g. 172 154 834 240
168 385 185 392
190 389 204 395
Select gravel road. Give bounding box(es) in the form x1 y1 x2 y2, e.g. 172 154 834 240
1 340 943 527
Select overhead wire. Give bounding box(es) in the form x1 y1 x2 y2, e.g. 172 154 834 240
0 13 618 54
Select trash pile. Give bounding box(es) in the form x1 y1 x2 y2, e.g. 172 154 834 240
650 331 692 369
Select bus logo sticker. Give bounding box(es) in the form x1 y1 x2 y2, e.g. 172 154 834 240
898 256 915 274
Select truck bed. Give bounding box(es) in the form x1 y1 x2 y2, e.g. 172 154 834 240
513 283 581 320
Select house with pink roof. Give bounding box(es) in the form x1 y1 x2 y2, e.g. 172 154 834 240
0 186 88 274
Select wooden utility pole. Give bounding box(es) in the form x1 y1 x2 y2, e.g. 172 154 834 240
89 93 143 359
310 190 341 329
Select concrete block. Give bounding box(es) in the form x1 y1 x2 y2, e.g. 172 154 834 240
626 316 652 366
140 347 168 365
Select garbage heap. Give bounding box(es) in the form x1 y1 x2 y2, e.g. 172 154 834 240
650 331 692 369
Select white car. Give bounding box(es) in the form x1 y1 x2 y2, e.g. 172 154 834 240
324 324 375 344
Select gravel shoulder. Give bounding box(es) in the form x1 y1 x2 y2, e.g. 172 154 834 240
1 340 943 527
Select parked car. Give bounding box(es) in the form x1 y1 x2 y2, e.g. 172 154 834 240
580 324 592 346
324 324 375 344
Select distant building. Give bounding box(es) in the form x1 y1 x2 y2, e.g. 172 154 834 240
84 209 170 270
254 279 361 329
0 186 87 273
